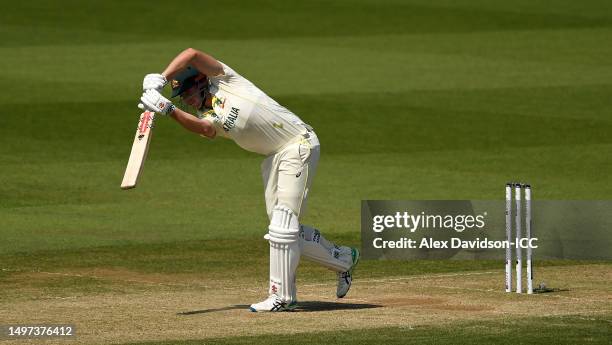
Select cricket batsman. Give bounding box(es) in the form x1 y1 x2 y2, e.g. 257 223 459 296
138 48 360 312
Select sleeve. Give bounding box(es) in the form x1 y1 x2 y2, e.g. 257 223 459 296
207 61 236 87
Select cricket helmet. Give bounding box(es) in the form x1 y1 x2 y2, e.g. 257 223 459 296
170 66 207 98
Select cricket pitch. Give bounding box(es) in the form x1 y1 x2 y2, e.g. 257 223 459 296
1 264 610 344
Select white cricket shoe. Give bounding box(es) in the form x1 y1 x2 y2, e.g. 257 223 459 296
336 247 360 298
249 294 297 312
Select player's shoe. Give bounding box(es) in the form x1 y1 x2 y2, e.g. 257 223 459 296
336 247 360 298
249 294 297 312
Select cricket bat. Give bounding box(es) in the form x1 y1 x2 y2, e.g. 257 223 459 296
121 111 156 189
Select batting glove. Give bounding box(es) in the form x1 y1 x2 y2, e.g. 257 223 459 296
143 73 167 91
139 89 176 116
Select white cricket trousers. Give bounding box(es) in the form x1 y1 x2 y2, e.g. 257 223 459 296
261 130 320 220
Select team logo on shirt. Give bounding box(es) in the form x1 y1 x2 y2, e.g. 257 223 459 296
212 96 226 109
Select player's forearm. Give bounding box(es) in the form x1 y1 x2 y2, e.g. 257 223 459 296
170 108 216 138
162 48 223 79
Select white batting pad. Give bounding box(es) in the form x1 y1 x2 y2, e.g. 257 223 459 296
300 225 352 272
265 205 301 303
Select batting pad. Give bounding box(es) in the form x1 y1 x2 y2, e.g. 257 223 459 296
300 225 352 272
265 205 301 303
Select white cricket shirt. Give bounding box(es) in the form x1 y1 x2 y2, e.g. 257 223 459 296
201 62 310 155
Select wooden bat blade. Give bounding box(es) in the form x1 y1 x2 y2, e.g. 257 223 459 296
121 111 156 189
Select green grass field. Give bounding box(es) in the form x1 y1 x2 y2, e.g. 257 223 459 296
1 1 611 344
130 316 611 345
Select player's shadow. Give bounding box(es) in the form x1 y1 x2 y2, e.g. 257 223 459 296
177 301 381 315
178 305 249 315
294 301 382 312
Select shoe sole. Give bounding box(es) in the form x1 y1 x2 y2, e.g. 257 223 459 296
350 248 360 274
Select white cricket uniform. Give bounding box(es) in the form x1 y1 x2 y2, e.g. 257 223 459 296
201 62 320 218
194 62 353 307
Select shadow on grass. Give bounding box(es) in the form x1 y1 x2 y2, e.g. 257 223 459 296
177 301 382 315
294 301 382 312
178 305 250 315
